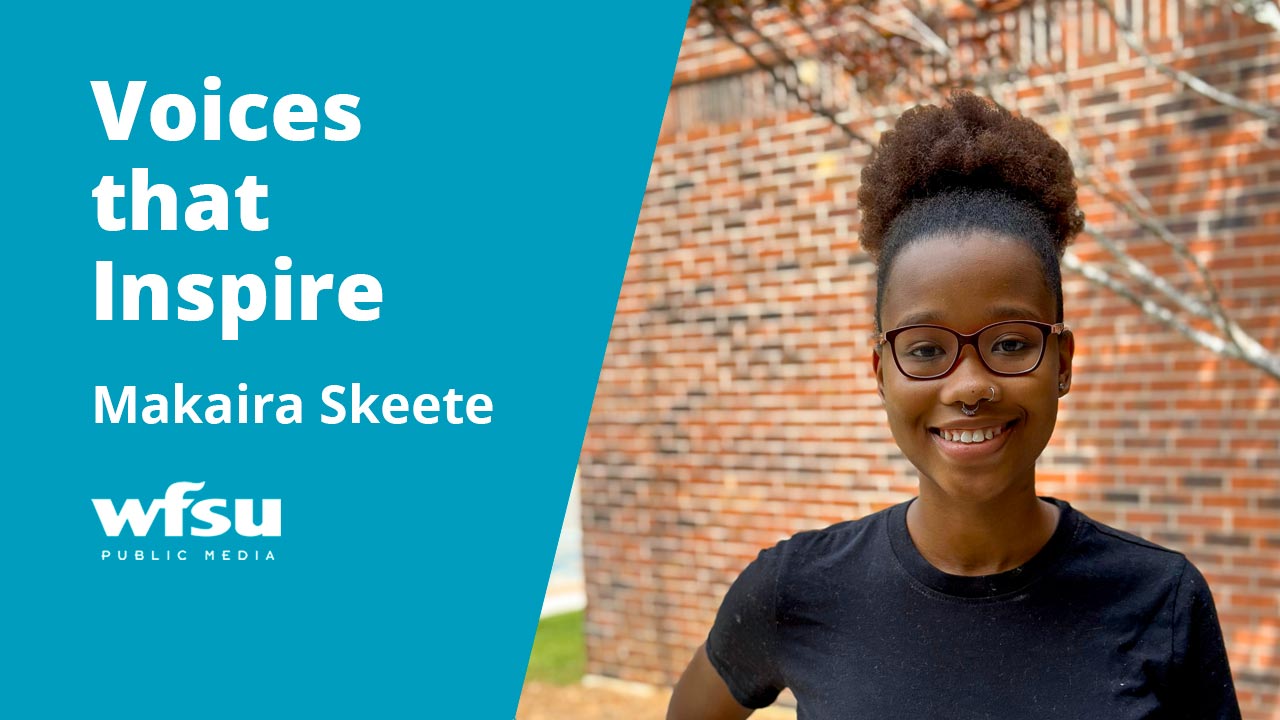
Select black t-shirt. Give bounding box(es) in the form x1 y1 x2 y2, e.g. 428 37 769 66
706 497 1241 719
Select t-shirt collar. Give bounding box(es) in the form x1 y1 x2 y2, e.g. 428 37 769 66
887 496 1081 599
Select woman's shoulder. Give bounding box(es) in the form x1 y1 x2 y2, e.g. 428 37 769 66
1063 500 1195 583
772 500 901 551
748 501 906 585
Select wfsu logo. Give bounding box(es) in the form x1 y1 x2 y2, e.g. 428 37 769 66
92 481 281 537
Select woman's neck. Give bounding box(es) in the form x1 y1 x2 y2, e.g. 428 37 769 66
905 485 1061 577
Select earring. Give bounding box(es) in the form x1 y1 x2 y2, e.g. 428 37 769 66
1059 382 1067 391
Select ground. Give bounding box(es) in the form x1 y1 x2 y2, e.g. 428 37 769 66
519 609 798 719
516 681 671 719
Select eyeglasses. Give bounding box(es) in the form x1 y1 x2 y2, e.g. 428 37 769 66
873 320 1069 380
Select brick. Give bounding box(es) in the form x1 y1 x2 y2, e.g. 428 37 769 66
1082 89 1121 107
1205 533 1252 548
1105 108 1144 123
1155 98 1197 115
1187 113 1231 131
1182 475 1224 489
1104 491 1142 504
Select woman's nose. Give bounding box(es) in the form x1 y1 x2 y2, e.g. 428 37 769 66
939 346 995 403
952 344 991 377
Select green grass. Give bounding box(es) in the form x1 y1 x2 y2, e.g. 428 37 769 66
524 610 586 686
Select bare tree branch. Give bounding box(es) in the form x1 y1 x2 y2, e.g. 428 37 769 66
1229 0 1280 33
895 0 952 58
1006 77 1276 379
1083 223 1263 366
1030 74 1242 356
1063 250 1280 377
1093 0 1280 123
1082 170 1236 336
697 5 874 147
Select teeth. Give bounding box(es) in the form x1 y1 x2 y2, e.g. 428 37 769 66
942 425 1004 443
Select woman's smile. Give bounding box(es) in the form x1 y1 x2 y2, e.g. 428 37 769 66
928 417 1020 461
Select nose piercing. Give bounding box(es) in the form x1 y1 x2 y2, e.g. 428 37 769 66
960 387 997 416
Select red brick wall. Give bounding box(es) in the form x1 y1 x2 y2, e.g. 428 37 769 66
579 2 1280 716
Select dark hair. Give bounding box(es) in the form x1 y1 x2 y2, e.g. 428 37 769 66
856 91 1084 332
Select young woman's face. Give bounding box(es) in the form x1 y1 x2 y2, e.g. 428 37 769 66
873 232 1073 504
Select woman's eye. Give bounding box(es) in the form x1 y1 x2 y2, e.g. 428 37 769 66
906 344 947 360
992 338 1030 354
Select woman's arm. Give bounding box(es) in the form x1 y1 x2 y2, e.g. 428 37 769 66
674 541 789 718
667 643 755 720
1169 559 1242 719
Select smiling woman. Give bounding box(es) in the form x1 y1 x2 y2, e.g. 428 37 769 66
666 92 1242 720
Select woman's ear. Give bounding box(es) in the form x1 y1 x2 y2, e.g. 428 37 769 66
872 347 885 400
1057 329 1075 396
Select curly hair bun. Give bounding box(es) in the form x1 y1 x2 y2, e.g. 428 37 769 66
856 90 1084 262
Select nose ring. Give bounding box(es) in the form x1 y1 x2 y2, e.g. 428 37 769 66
960 387 997 416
